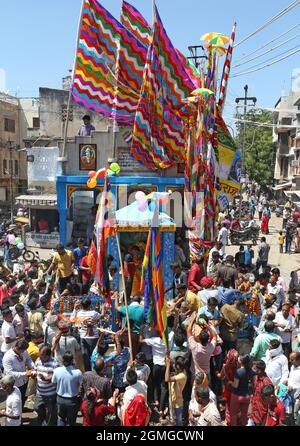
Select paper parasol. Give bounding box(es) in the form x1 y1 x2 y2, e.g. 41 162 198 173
204 43 227 56
191 88 214 96
200 32 222 41
210 34 229 46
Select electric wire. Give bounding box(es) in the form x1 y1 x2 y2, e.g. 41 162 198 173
231 47 300 77
233 32 300 68
234 0 300 47
235 22 300 62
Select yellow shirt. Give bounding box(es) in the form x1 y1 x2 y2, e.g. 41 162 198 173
27 341 40 362
52 250 74 278
186 290 201 310
171 371 187 408
28 310 44 333
278 235 285 245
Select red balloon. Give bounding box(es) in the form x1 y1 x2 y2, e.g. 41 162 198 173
88 171 96 179
96 168 106 179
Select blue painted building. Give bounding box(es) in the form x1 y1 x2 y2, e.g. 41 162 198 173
56 127 186 297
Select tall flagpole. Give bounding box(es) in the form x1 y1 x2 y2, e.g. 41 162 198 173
115 234 134 363
61 0 85 160
151 0 174 424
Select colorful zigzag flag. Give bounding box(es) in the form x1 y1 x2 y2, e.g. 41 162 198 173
72 0 147 125
130 5 198 169
140 203 168 346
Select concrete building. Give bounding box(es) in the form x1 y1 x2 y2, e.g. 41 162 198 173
0 93 27 208
273 69 300 196
15 79 111 248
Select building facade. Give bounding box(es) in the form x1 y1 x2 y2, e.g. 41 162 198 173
273 69 300 194
0 93 27 209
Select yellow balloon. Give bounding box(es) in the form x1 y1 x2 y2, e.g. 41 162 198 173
87 178 97 189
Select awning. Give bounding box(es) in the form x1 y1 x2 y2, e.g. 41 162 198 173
15 194 57 207
272 182 292 191
284 190 300 203
115 195 176 232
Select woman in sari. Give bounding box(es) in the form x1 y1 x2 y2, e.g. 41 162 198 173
218 349 240 425
261 206 271 235
122 394 151 426
293 223 300 253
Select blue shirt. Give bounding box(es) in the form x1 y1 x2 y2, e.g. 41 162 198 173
112 347 130 388
91 349 116 372
73 247 87 269
217 287 236 306
119 304 144 334
198 305 221 321
244 249 252 266
52 365 82 398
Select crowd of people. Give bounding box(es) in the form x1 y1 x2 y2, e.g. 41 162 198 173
0 183 300 428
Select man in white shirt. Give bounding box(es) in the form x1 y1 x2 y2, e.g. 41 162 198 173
123 352 150 385
265 339 289 387
1 308 17 350
71 297 101 371
288 352 300 424
0 309 17 369
194 386 222 426
267 276 285 311
217 224 229 257
122 368 148 411
140 329 168 414
0 375 22 426
2 339 36 408
271 268 287 294
275 304 296 358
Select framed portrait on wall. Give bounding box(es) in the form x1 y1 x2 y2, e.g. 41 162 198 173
79 144 97 171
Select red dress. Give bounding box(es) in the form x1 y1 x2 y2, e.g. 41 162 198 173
265 397 285 426
123 395 151 426
81 401 115 426
250 374 273 425
261 214 269 234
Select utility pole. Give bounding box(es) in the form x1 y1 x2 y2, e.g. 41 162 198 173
8 140 14 223
188 45 208 69
235 85 257 219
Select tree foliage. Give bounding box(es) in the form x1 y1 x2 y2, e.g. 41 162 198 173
235 109 275 187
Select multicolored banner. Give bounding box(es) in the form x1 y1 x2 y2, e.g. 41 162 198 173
94 175 116 298
141 203 168 346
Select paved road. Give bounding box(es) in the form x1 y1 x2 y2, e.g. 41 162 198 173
226 214 300 282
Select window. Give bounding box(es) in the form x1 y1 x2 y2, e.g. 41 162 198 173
32 117 40 128
4 118 15 133
3 159 7 175
15 160 19 176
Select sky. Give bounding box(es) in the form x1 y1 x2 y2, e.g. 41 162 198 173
1 0 300 123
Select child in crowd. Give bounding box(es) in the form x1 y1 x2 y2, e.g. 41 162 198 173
278 231 285 254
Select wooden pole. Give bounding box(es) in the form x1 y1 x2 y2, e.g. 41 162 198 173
168 382 174 424
61 0 85 159
115 233 134 363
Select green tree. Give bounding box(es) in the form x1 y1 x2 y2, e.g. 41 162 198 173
235 109 275 186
